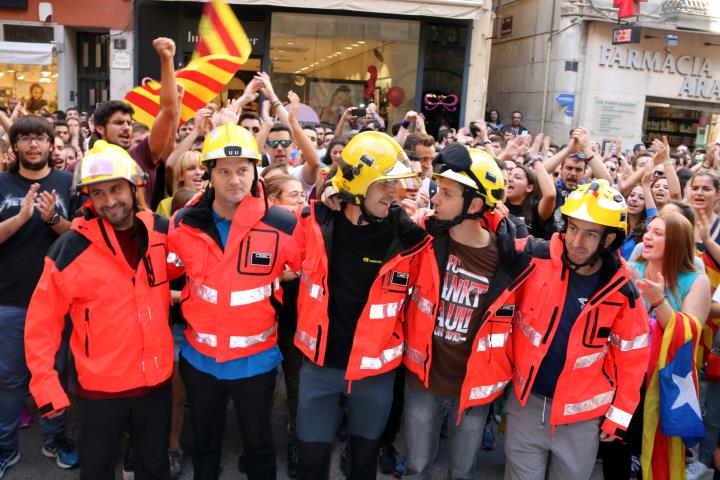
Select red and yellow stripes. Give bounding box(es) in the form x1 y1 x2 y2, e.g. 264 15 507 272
123 0 251 128
194 0 251 63
642 311 702 480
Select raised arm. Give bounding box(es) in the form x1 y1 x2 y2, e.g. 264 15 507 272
148 38 179 163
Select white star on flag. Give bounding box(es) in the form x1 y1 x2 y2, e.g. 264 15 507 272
671 371 701 418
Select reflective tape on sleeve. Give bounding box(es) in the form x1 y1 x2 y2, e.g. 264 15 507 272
166 252 184 267
563 390 614 417
609 332 649 352
573 347 608 369
359 343 404 370
605 405 633 428
517 318 542 347
469 380 509 400
300 272 323 300
410 289 434 317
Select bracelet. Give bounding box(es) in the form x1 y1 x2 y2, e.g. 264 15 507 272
271 100 282 109
663 161 673 166
401 119 411 129
649 297 665 313
585 154 595 162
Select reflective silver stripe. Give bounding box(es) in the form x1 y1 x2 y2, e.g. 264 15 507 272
609 332 649 352
563 390 614 417
605 405 633 428
192 330 218 347
166 252 184 267
229 278 281 306
191 281 218 305
405 345 425 366
515 371 526 393
574 347 608 369
411 290 434 317
229 324 276 348
369 300 405 320
295 329 317 352
477 332 509 352
469 380 509 400
300 272 323 300
517 318 542 347
360 343 404 370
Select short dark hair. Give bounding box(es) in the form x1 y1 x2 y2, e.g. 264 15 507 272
132 122 149 134
268 124 292 138
403 133 434 152
65 106 79 115
54 120 68 129
512 110 522 117
94 101 134 128
239 111 260 124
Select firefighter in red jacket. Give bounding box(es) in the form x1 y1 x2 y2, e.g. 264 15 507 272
293 131 434 479
25 140 180 479
402 145 537 478
168 123 302 479
505 179 650 479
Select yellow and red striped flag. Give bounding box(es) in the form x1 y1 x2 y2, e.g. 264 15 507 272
194 0 252 63
124 55 245 127
123 0 252 127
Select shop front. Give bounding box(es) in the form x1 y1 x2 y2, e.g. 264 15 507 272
0 40 58 113
579 22 720 149
135 0 485 131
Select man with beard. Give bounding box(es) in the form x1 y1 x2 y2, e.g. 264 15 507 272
0 116 77 478
541 127 611 238
25 140 181 479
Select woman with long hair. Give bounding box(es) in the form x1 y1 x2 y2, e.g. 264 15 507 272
602 212 710 480
322 138 346 167
651 176 670 210
505 149 556 237
634 212 711 480
156 151 205 217
621 165 659 259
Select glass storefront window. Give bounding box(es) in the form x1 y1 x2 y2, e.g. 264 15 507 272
0 61 58 113
269 12 420 128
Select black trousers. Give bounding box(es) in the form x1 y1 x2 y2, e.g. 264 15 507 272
77 383 171 480
179 356 277 480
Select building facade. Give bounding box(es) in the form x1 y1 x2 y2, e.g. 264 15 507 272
487 0 720 148
0 0 133 112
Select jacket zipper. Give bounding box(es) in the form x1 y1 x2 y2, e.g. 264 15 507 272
244 236 252 267
84 308 90 356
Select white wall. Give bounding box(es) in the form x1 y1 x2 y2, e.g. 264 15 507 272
109 30 134 102
578 22 720 146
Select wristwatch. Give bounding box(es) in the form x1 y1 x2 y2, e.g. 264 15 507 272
45 213 61 225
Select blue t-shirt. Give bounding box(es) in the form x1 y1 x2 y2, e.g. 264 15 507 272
629 262 700 311
620 207 658 260
180 210 282 380
532 268 604 398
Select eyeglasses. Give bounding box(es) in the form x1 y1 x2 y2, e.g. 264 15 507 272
281 191 305 200
267 139 292 149
654 170 664 177
17 134 50 145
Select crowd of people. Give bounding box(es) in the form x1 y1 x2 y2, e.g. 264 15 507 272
1 36 720 480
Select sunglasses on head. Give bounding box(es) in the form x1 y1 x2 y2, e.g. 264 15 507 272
267 139 292 149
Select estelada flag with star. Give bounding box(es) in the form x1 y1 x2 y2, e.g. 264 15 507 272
641 310 703 480
696 250 720 366
124 0 251 127
613 0 645 18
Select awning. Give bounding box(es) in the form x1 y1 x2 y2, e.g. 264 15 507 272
0 41 54 65
155 0 485 20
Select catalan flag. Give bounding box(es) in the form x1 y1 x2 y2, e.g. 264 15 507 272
696 250 720 365
124 0 252 127
194 0 252 63
642 311 702 480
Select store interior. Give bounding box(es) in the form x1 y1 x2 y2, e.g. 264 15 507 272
643 97 719 149
0 61 58 112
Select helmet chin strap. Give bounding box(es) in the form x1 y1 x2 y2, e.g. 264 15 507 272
358 197 384 224
435 189 484 231
560 230 610 272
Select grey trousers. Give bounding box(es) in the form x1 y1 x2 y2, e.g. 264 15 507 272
503 391 601 480
403 381 491 480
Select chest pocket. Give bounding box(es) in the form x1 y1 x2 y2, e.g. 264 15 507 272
581 300 622 348
237 229 279 276
144 243 169 287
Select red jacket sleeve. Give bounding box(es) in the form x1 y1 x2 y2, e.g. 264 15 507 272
601 290 650 437
24 257 73 416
